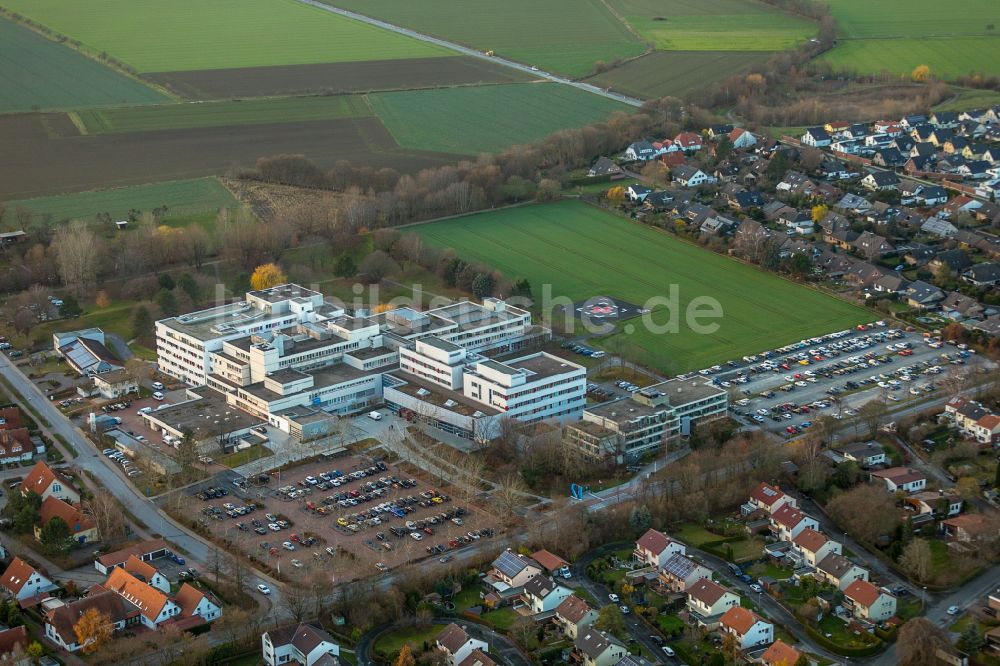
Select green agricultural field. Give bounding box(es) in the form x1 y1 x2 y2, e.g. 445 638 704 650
585 50 775 99
415 200 870 374
73 96 373 134
370 83 630 155
2 178 237 226
609 0 816 51
322 0 644 78
819 0 1000 79
0 0 446 72
0 17 167 114
933 88 1000 112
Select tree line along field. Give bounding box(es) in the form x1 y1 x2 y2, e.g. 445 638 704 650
414 200 870 375
72 96 374 134
817 0 1000 79
369 83 632 155
609 0 817 51
0 0 447 73
1 178 237 226
320 0 644 78
0 16 167 114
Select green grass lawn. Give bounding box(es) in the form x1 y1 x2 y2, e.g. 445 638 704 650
481 608 518 631
222 445 273 468
320 0 643 78
611 0 816 51
2 177 236 227
415 200 871 375
452 587 482 610
0 17 168 114
370 83 630 155
818 0 1000 79
934 88 1000 111
818 615 879 648
372 625 440 660
0 0 447 72
74 96 373 134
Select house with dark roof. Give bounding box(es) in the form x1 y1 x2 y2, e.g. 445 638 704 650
862 171 900 191
801 127 831 147
870 467 926 494
833 441 887 468
843 579 896 621
588 157 623 179
483 550 541 605
0 557 56 601
686 579 740 628
658 553 711 593
904 280 945 309
814 553 869 591
0 626 28 661
671 165 715 188
853 232 894 258
624 141 656 162
626 183 653 203
554 595 598 639
95 538 173 575
263 622 340 666
44 588 134 652
437 624 489 666
522 575 573 615
634 528 685 569
641 190 675 212
872 274 911 296
930 249 972 274
941 291 984 321
574 630 628 666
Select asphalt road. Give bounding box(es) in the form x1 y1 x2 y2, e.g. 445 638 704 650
293 0 645 108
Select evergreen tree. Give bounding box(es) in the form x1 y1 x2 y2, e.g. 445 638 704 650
158 273 176 291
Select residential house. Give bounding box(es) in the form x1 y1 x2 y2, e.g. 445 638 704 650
920 216 958 238
729 127 757 149
760 640 802 666
843 579 897 622
802 127 832 147
174 583 222 623
0 429 36 465
747 482 797 515
904 281 945 309
0 557 57 601
36 496 98 544
588 157 623 179
460 649 497 666
853 232 894 259
792 528 842 567
521 575 573 615
870 467 927 494
44 589 134 653
22 461 79 503
262 622 340 666
862 171 900 191
770 504 820 541
58 336 122 376
905 491 963 518
95 538 173 575
92 370 139 400
103 567 180 628
946 396 988 431
673 132 703 153
719 607 774 650
626 184 653 203
942 514 998 543
531 550 569 575
658 553 712 593
834 441 887 468
672 165 715 188
707 124 735 139
835 193 873 216
941 291 984 321
484 550 542 604
872 148 906 168
776 171 815 196
872 274 911 296
965 263 1000 287
0 626 28 662
906 155 937 175
686 579 740 628
918 186 948 206
554 595 598 639
930 249 972 275
930 111 959 128
121 555 170 593
624 142 656 162
642 191 675 212
634 528 685 569
714 162 742 183
701 214 739 237
815 553 869 591
574 631 629 666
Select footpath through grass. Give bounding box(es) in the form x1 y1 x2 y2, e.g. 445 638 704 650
415 200 870 374
370 83 631 155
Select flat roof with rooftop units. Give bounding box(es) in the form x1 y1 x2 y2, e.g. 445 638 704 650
143 390 261 439
648 376 727 405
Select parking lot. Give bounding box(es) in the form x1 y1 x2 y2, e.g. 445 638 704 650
183 454 499 582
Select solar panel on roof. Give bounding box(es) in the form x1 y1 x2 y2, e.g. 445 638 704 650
762 487 777 497
494 551 527 578
661 554 695 578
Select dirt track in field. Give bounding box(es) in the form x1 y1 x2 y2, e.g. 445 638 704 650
143 56 529 100
0 114 465 199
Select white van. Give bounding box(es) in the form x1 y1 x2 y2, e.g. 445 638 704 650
368 411 383 421
153 391 164 401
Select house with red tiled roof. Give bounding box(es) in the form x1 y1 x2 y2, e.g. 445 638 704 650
761 639 802 666
814 553 869 591
870 467 926 494
36 496 98 544
44 587 135 652
971 414 1000 445
554 595 598 639
942 514 999 543
719 606 773 650
0 625 27 660
104 568 180 628
0 428 35 465
0 407 23 430
530 549 568 574
791 529 841 567
674 132 703 153
747 482 796 515
633 528 685 569
729 127 757 149
686 579 740 628
22 461 78 503
770 504 820 541
94 538 172 575
0 557 56 601
122 555 170 593
174 582 222 622
843 579 896 621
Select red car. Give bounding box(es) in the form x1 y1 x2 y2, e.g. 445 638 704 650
786 426 797 434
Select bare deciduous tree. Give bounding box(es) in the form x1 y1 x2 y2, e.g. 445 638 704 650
53 221 99 297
